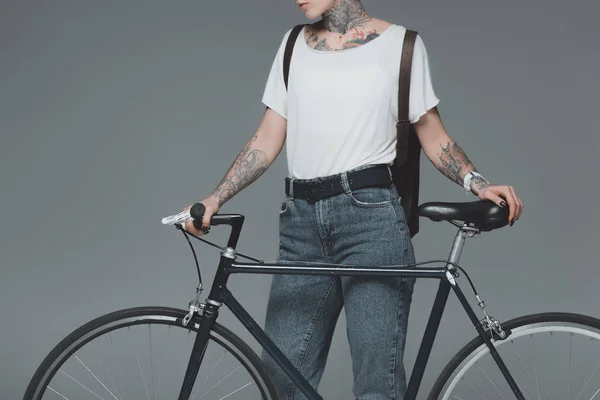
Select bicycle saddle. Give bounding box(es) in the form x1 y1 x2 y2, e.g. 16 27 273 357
418 200 509 231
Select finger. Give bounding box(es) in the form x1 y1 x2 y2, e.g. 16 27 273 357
507 186 519 219
509 186 523 220
484 189 518 226
483 190 507 209
202 210 213 231
508 186 523 222
495 188 514 222
503 186 519 224
184 218 194 233
185 217 205 236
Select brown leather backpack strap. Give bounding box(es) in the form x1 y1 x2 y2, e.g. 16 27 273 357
393 29 422 237
283 24 306 90
395 29 418 166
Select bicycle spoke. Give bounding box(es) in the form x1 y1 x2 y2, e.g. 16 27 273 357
135 351 151 400
153 358 165 400
529 334 541 400
475 361 505 400
574 361 600 400
547 332 552 400
105 332 128 399
148 325 155 400
59 369 107 400
512 340 534 399
196 364 243 400
589 386 600 400
461 377 489 400
46 386 70 400
218 381 255 400
512 340 534 383
158 329 191 399
153 325 171 400
90 344 124 400
74 355 120 400
191 349 227 400
570 333 574 400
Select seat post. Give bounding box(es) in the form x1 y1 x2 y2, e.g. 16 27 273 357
447 225 479 267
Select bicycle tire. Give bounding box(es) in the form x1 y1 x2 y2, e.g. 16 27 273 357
23 306 278 400
427 312 600 399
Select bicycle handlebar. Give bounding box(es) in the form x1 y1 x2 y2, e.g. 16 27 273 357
162 203 246 249
190 203 244 227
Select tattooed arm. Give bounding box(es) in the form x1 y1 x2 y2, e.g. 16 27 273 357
413 107 523 224
210 108 287 206
414 107 488 194
185 107 287 233
432 138 490 195
208 133 269 206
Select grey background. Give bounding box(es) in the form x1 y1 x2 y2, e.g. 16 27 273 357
1 0 599 398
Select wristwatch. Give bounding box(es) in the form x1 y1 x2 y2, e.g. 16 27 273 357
463 171 489 193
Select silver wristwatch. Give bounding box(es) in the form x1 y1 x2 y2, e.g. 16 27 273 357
463 171 489 193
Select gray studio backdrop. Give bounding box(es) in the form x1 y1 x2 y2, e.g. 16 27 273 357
1 0 599 398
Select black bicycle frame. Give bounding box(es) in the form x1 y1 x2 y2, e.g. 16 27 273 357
177 214 526 400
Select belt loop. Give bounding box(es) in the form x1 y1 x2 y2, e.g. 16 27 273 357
340 172 351 193
288 178 294 197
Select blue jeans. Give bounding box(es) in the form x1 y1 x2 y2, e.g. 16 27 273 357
261 164 416 400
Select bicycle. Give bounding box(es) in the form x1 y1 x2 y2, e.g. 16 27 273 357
24 200 600 400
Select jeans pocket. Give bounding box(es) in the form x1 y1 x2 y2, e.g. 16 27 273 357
279 197 294 215
347 186 393 208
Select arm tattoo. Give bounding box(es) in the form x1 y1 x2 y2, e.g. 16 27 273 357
436 140 472 184
210 134 269 206
470 176 490 195
436 140 488 193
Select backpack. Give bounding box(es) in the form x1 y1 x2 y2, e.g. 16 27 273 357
283 24 422 238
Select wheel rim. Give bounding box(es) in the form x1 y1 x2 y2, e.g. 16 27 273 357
439 321 600 400
27 310 273 400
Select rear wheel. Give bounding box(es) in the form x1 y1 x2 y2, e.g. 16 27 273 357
24 306 278 400
428 312 600 399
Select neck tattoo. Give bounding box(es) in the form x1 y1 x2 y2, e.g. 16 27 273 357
322 0 370 36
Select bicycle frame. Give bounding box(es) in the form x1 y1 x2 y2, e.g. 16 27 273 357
176 214 526 400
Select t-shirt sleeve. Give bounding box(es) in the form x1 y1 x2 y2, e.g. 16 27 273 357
408 33 440 124
261 28 293 120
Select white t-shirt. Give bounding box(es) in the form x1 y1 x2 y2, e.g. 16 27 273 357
262 24 440 180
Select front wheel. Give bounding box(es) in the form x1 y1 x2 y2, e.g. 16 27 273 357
428 312 600 399
24 306 278 400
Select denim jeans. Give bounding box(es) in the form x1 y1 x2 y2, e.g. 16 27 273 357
261 164 416 400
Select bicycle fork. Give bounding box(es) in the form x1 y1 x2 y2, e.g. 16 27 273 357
177 301 220 400
176 252 231 400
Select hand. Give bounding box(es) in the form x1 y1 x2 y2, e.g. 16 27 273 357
183 196 221 235
476 184 523 226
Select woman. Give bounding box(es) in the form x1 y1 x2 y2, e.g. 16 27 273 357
185 1 523 398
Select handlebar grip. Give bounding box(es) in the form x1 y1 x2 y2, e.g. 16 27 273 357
190 202 206 230
187 204 245 247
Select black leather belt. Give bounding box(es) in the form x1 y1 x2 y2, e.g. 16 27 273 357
285 164 392 204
